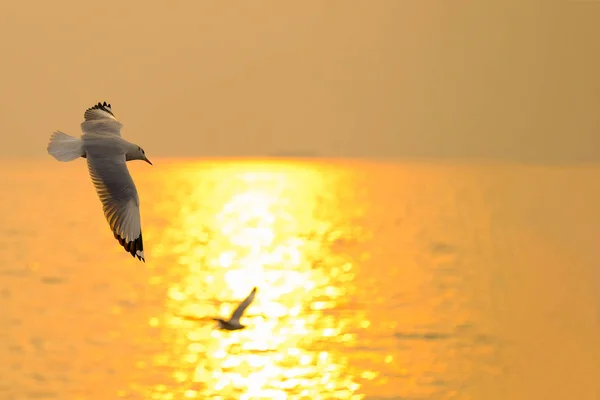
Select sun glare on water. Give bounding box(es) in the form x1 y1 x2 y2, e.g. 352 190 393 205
143 161 366 399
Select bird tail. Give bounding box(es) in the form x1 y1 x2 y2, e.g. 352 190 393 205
47 131 84 162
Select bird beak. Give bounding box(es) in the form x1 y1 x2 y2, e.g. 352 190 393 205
144 157 153 166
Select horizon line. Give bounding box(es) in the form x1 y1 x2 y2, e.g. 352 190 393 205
2 154 600 167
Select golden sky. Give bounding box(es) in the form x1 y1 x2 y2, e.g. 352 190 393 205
0 1 598 160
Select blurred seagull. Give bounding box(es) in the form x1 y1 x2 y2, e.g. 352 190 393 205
46 101 152 262
213 287 258 330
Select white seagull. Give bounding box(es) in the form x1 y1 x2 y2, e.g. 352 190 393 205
46 101 152 262
213 287 258 330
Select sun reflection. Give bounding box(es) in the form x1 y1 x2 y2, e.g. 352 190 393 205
148 161 366 399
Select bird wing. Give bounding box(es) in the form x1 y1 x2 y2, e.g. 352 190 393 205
86 152 144 261
229 287 257 323
81 101 123 137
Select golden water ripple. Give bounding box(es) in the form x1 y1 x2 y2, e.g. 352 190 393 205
146 161 366 399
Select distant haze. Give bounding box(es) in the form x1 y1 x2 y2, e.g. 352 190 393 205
0 1 598 161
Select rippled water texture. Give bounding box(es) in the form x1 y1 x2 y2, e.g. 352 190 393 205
1 159 599 399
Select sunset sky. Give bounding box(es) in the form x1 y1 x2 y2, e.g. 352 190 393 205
0 1 598 161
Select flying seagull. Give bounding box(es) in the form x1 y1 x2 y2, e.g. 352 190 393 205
46 101 152 262
213 287 258 330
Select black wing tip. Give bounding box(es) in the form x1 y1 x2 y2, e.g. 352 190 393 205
86 101 114 116
114 231 145 262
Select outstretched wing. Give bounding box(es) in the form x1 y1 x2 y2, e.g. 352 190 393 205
229 287 257 323
86 153 145 262
81 101 123 137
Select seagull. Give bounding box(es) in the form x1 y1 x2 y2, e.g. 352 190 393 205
46 101 152 262
213 287 258 330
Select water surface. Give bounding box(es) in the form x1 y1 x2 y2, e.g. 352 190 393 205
0 158 599 399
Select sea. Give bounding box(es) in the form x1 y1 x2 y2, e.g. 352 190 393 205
0 158 599 400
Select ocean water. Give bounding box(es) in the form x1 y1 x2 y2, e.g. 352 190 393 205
0 158 599 400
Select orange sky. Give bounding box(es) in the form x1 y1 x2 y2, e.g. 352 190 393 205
0 1 598 161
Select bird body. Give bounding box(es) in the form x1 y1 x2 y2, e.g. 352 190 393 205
214 287 257 331
212 318 246 331
46 102 152 262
